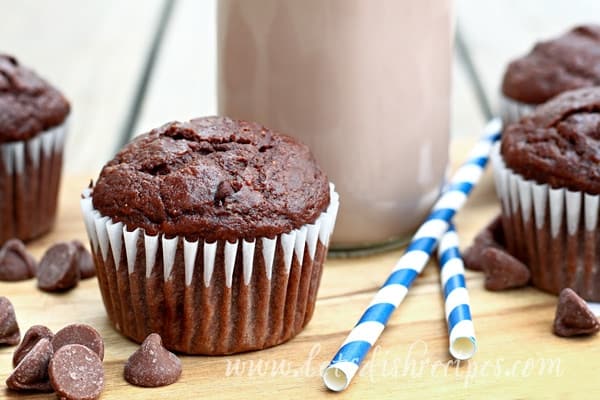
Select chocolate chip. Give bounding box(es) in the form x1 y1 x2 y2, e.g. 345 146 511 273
52 324 104 361
71 240 96 279
124 333 182 387
553 288 600 337
0 239 37 281
37 242 80 292
464 214 505 271
463 245 485 272
49 344 104 400
0 296 20 346
6 337 53 392
481 247 530 291
13 325 54 367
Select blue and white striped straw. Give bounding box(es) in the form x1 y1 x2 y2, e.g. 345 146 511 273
322 118 502 392
438 224 476 360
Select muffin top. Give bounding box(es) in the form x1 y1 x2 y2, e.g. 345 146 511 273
501 25 600 105
92 116 331 242
501 87 600 194
0 54 70 143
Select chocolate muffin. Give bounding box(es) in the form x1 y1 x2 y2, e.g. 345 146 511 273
500 25 600 126
80 116 338 355
0 54 70 244
492 86 600 301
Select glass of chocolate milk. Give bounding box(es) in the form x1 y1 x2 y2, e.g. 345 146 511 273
218 0 453 255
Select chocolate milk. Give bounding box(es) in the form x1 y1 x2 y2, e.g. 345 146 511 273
218 0 453 253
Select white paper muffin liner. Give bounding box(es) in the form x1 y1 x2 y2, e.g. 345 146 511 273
499 94 537 128
0 122 67 243
491 143 600 301
80 183 339 354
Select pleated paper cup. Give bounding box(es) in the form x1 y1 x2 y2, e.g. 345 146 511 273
499 94 537 128
492 143 600 301
0 122 67 244
80 184 339 355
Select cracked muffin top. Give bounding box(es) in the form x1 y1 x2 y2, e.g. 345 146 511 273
501 25 600 105
501 86 600 194
0 54 70 143
92 116 330 241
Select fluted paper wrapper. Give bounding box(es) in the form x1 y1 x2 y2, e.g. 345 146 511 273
81 184 339 355
492 144 600 301
0 123 67 244
499 95 536 128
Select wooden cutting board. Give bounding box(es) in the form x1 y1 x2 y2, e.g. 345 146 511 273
0 140 597 399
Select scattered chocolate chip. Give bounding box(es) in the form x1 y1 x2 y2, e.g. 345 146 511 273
49 344 104 400
464 214 505 271
71 240 96 279
0 296 20 346
463 245 485 272
0 239 37 281
52 324 104 361
553 288 600 337
37 242 80 292
13 325 54 367
124 333 182 387
481 247 530 291
6 337 53 392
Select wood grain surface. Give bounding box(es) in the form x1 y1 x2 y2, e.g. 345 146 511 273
0 140 597 400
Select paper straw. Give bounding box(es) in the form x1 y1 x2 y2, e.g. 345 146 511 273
437 223 476 360
322 118 502 392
